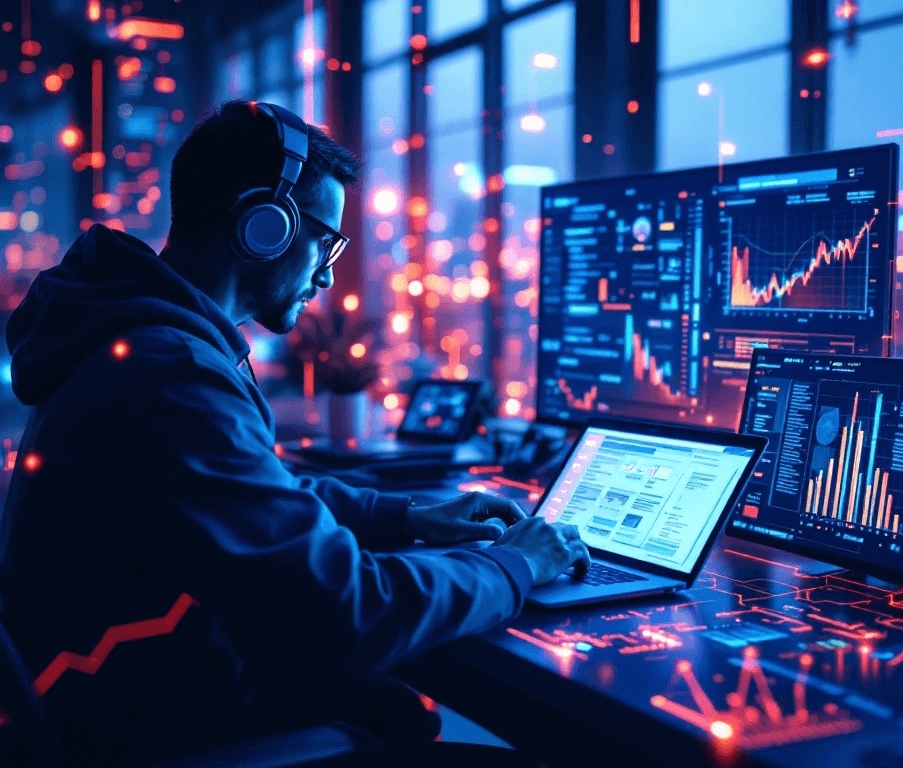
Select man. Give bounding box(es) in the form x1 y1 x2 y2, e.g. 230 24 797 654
0 101 589 766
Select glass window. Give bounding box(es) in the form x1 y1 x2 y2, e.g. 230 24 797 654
293 10 327 80
504 0 543 10
660 0 790 73
657 52 789 170
427 48 483 132
830 0 903 30
258 90 291 109
364 0 409 66
363 147 407 308
363 63 408 147
425 126 486 380
293 80 326 127
261 33 289 86
428 0 487 44
501 102 574 420
504 3 575 108
220 50 254 100
828 26 903 179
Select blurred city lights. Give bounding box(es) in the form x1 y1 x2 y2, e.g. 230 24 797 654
520 113 546 133
350 343 366 359
697 81 712 96
19 211 39 233
531 52 558 69
343 294 360 312
802 48 830 68
834 1 858 20
719 141 737 156
44 73 63 92
372 188 400 215
627 100 640 113
408 280 424 297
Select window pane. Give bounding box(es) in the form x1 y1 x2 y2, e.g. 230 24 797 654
293 10 327 80
660 0 790 72
504 2 575 108
830 0 903 30
258 90 291 110
364 0 409 65
657 52 789 170
362 147 411 431
293 79 326 126
427 48 483 131
504 0 543 10
828 26 903 181
363 63 408 147
261 33 288 86
424 127 487 380
428 0 487 44
219 50 254 101
501 103 574 420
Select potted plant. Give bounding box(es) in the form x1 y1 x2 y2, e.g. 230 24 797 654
285 307 386 440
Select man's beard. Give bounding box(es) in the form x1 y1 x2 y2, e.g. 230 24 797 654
254 299 299 335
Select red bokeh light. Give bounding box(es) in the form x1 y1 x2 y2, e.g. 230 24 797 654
111 340 131 360
58 126 83 150
410 34 428 50
44 73 63 92
627 100 639 113
21 40 41 57
802 48 830 68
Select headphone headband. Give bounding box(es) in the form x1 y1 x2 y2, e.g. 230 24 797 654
229 102 310 263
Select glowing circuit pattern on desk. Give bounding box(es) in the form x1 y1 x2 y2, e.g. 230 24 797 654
500 547 903 754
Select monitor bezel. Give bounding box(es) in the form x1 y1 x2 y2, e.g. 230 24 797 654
726 348 903 584
530 414 767 585
534 142 900 429
396 378 483 443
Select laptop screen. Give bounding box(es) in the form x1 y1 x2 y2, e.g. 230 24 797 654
536 426 756 574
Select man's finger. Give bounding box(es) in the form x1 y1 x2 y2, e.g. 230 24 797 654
556 523 581 541
569 541 592 578
457 520 506 541
504 499 527 522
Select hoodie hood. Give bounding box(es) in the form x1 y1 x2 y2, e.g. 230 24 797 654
7 224 250 405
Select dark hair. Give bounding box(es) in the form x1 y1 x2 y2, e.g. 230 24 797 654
167 100 361 243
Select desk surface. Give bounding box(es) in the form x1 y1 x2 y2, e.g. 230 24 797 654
376 465 903 768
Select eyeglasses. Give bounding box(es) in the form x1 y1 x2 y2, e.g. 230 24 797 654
297 208 349 270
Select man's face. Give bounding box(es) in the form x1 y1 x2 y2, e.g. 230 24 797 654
249 175 345 334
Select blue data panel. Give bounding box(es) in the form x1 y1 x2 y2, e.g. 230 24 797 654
536 145 899 430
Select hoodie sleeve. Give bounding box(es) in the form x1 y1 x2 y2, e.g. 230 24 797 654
293 474 413 551
107 338 532 680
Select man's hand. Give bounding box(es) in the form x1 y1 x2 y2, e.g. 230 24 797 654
492 518 591 586
404 491 527 545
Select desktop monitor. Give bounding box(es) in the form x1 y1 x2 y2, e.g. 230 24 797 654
536 144 900 430
727 350 903 582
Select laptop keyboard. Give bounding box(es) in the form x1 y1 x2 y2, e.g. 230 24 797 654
577 563 649 586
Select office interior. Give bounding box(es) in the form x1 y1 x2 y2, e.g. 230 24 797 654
3 0 903 766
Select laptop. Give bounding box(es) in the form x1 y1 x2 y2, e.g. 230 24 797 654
296 379 484 467
526 416 767 607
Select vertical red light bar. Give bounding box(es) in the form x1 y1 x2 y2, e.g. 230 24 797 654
629 0 640 43
92 58 102 196
303 0 314 123
21 0 31 41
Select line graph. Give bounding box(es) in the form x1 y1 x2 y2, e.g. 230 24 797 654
651 647 863 750
725 209 878 313
0 592 198 728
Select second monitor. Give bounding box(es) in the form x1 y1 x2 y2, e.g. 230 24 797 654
536 144 899 430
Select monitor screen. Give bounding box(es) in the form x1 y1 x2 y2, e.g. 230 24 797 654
728 350 903 579
397 380 480 441
537 425 757 575
536 144 899 429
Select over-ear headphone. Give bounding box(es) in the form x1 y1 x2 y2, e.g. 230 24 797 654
229 102 310 264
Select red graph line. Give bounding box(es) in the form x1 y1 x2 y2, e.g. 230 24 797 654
31 593 199 698
730 215 876 308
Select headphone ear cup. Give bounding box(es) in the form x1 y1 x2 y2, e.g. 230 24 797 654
230 187 300 263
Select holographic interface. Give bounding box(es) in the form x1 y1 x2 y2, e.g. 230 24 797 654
536 144 899 430
729 351 903 581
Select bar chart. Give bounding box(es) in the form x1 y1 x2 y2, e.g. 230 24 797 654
804 383 901 534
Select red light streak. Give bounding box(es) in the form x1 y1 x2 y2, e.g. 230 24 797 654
115 18 184 40
91 58 102 196
30 594 198 699
629 0 640 43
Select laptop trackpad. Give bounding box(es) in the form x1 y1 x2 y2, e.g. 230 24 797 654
527 571 681 608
